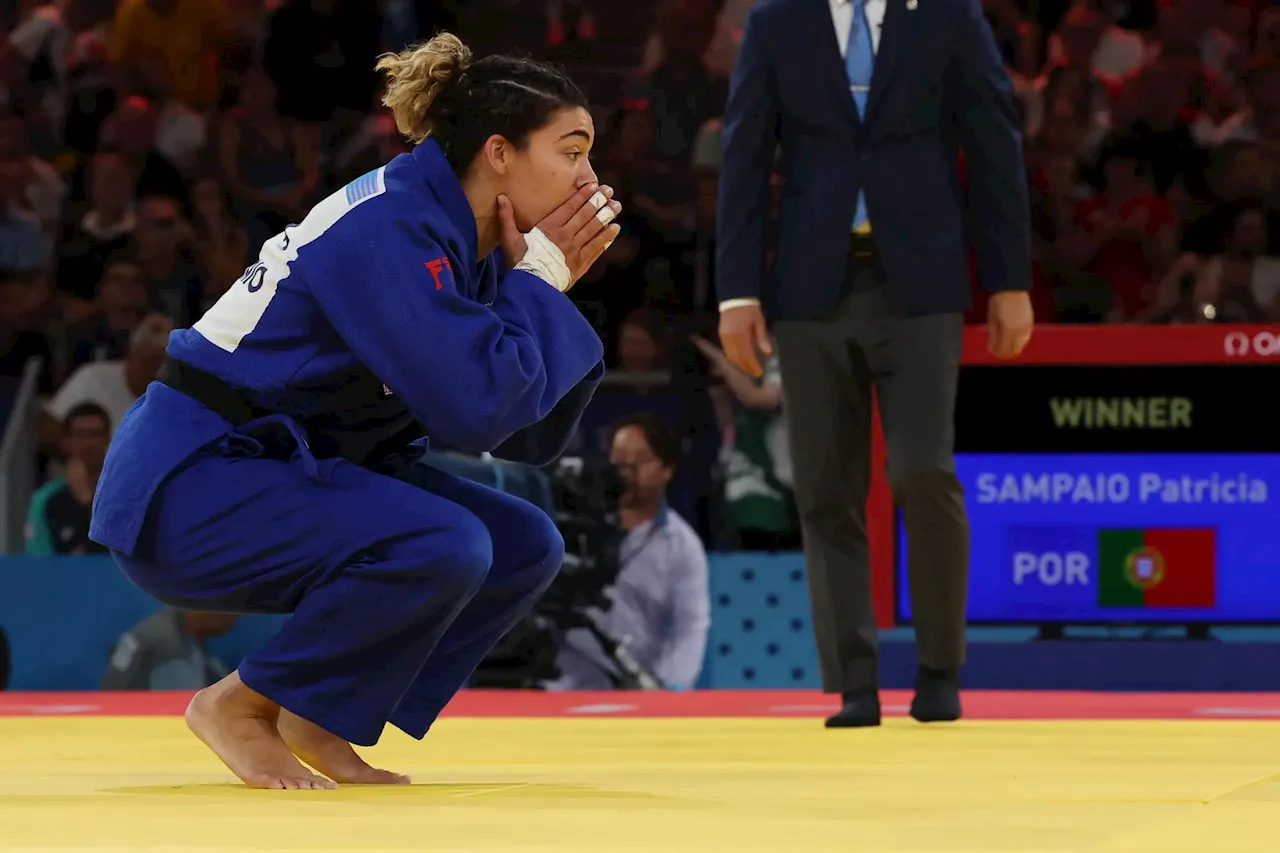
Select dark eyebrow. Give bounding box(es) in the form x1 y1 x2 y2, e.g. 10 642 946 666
558 129 592 143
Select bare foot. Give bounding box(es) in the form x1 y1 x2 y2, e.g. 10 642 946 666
278 709 410 785
185 671 337 790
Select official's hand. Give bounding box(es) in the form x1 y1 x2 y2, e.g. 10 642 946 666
987 290 1034 359
718 303 772 378
498 183 622 286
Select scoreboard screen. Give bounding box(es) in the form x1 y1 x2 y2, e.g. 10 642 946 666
894 354 1280 625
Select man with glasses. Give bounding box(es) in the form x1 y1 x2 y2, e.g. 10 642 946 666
548 413 710 690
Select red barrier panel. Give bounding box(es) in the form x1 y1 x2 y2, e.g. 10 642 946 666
868 324 1280 628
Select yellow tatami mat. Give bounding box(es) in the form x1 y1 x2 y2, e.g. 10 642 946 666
1 716 1278 852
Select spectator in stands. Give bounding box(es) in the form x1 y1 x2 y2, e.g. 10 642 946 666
1156 201 1280 321
1029 93 1093 174
1195 56 1280 149
328 81 410 190
100 608 238 690
1047 0 1145 79
0 266 56 393
581 102 664 316
661 116 720 313
6 108 66 224
61 21 120 158
1027 153 1102 323
1257 7 1280 62
217 65 320 254
691 332 797 551
627 0 725 177
0 109 63 262
0 126 48 270
55 149 136 311
217 0 271 109
981 0 1038 80
188 175 249 305
1170 0 1241 80
549 414 709 690
1022 6 1114 160
109 0 226 113
1072 142 1178 319
1182 141 1278 255
622 111 696 251
95 95 188 207
615 307 669 375
262 0 381 132
45 311 171 437
63 249 148 370
545 0 597 48
1147 265 1206 323
0 0 73 143
638 0 748 79
25 401 110 554
1113 38 1225 193
133 194 203 325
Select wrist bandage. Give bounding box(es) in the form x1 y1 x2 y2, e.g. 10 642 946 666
515 227 571 292
514 193 615 291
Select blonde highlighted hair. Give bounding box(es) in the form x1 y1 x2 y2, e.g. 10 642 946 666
376 33 473 144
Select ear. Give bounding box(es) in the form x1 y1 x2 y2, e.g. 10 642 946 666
482 134 514 176
657 464 674 490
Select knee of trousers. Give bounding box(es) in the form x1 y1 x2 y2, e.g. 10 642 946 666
512 506 566 591
887 462 962 504
390 511 495 598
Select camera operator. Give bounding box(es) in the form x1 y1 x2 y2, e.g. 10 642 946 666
548 414 710 691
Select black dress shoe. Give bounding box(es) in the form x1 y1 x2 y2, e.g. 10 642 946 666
825 690 881 728
910 666 961 722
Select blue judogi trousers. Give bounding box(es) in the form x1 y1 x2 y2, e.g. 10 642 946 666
113 429 563 747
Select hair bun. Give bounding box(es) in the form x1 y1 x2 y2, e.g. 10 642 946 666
377 33 474 144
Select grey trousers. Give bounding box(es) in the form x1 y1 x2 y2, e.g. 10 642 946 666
774 279 968 694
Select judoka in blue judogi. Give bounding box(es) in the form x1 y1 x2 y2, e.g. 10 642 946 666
89 34 620 788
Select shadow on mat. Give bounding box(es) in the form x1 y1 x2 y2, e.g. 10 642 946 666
101 782 688 804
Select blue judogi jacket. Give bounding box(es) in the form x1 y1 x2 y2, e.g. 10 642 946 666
90 138 606 556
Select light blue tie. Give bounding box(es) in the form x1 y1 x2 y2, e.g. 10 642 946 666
846 0 874 232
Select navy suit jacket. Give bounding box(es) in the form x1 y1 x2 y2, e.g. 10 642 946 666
716 0 1032 320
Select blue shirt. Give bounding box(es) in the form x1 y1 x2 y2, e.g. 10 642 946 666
90 138 606 555
549 505 711 690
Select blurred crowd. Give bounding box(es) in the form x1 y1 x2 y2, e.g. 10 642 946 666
3 0 1280 563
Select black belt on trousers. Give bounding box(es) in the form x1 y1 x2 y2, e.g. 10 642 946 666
156 355 268 426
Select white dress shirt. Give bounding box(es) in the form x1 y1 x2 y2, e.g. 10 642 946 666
720 0 886 313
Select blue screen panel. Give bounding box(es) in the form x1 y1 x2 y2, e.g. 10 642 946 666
895 454 1280 623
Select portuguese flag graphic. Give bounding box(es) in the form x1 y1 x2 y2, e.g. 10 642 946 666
1097 528 1216 608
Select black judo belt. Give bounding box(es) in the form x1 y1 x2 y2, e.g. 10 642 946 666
157 355 427 466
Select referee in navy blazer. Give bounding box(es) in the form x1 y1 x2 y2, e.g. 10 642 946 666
715 0 1034 727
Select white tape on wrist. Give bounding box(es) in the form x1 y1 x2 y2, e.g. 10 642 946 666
515 227 572 292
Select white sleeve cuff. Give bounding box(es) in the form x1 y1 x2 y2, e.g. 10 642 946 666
718 298 761 312
515 227 572 292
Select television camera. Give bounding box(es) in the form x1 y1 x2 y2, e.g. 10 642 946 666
471 455 666 690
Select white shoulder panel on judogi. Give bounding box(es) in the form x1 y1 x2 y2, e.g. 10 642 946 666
193 168 387 354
